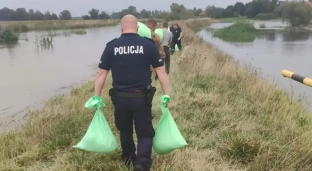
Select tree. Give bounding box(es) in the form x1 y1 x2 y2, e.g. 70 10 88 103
28 9 35 20
88 8 99 19
44 11 52 20
244 0 277 18
226 5 234 11
82 15 90 20
0 8 16 21
15 8 28 20
110 12 122 19
126 6 137 16
51 13 58 20
192 8 203 16
140 9 151 18
59 10 72 20
282 2 312 27
98 11 110 19
233 2 246 16
34 10 44 20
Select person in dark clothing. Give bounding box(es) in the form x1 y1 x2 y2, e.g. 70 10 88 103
94 15 170 171
171 23 183 54
169 24 174 33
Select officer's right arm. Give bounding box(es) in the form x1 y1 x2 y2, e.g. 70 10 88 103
95 46 112 96
149 43 170 95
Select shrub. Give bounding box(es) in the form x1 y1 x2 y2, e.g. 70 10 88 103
213 22 256 42
0 29 19 43
254 13 277 20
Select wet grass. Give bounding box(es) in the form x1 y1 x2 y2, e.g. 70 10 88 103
213 22 257 42
1 18 312 170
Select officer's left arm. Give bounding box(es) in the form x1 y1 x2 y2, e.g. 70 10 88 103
95 46 112 96
178 28 183 40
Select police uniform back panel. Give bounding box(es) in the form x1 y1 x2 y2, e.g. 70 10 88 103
99 33 164 91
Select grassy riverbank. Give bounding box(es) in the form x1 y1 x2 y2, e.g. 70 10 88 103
1 18 312 171
0 19 164 32
213 22 257 42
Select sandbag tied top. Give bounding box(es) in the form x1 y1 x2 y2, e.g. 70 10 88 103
85 95 105 109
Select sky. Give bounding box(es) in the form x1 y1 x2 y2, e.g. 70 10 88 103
2 0 252 17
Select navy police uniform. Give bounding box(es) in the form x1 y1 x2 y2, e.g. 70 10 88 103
98 33 164 171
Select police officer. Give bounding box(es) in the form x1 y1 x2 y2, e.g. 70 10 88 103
171 23 183 55
94 14 170 171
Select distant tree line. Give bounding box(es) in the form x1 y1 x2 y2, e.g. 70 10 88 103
1 0 311 27
82 3 203 20
204 0 312 26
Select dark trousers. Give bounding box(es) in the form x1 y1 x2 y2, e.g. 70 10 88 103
114 96 155 171
163 46 170 74
171 39 182 54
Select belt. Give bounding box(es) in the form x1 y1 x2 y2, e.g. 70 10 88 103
115 91 146 98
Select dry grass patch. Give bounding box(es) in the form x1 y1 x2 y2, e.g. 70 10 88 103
1 18 312 171
0 19 165 32
0 20 119 32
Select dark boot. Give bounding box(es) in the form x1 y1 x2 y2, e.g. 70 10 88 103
133 163 144 171
136 138 153 171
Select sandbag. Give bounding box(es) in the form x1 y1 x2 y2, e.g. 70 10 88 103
138 22 152 39
175 44 179 51
73 96 118 153
155 28 163 41
153 95 187 155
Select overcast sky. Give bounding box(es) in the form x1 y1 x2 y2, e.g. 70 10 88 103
2 0 252 17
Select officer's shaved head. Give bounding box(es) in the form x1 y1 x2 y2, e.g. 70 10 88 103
120 14 138 33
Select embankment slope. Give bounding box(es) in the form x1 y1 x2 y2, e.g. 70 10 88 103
1 18 312 171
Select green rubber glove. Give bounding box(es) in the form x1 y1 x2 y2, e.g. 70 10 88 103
161 95 170 107
85 96 105 109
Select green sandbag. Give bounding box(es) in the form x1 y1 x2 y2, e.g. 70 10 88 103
175 44 179 51
74 96 118 153
138 22 151 39
155 28 163 41
153 95 187 155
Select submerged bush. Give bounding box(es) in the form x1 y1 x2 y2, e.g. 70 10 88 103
213 22 256 42
0 29 19 43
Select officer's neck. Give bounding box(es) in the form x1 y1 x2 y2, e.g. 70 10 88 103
122 30 137 34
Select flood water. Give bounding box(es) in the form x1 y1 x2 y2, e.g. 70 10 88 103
199 21 312 109
1 21 312 131
0 26 120 131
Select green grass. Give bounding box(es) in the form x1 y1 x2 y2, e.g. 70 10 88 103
1 18 312 170
213 22 257 42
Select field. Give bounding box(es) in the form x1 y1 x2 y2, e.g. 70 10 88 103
0 19 164 32
1 18 312 171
